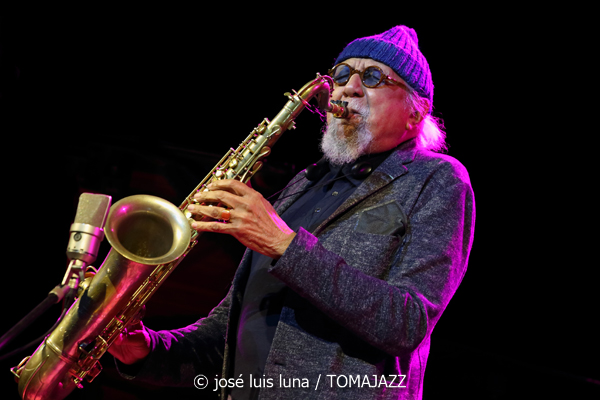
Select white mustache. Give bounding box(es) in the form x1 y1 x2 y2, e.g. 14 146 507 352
342 99 369 119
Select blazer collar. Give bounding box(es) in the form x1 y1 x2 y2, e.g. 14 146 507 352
272 174 314 216
312 139 418 235
273 139 419 234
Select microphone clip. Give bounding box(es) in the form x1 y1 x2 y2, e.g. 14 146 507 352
62 222 105 289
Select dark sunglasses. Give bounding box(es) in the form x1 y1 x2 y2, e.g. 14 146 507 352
328 63 408 89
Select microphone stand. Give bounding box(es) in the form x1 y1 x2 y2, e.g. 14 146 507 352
0 256 94 359
0 284 72 360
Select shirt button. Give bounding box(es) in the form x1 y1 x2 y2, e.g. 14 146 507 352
315 208 321 213
332 191 339 196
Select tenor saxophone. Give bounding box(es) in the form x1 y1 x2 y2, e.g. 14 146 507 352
11 74 346 400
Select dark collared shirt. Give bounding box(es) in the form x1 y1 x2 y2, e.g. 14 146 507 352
232 152 391 399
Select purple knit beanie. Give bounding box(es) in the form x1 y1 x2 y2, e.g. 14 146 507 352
334 25 433 107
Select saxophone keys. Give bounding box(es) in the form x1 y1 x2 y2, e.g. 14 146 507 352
258 146 271 159
10 356 30 380
72 377 84 389
251 161 263 174
87 361 103 381
256 119 269 135
130 305 146 325
270 125 283 136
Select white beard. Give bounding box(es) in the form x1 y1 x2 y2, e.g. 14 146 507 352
320 99 372 166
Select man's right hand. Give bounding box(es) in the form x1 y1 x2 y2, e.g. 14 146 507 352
108 321 151 365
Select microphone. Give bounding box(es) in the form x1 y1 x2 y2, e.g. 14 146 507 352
0 193 112 354
61 193 112 292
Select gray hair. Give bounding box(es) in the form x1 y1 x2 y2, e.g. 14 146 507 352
405 91 447 153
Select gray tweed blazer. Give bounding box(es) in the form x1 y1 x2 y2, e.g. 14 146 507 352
129 139 475 400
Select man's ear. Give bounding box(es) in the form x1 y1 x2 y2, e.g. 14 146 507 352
409 98 430 125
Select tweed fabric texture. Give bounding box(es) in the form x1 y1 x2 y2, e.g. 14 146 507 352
120 139 475 400
335 25 434 107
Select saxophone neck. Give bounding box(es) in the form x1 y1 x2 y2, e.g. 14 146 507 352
298 74 349 119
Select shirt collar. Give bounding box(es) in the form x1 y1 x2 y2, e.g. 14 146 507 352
315 138 418 187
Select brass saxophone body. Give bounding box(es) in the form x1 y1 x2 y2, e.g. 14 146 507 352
12 74 346 400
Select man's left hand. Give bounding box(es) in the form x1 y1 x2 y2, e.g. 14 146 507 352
187 179 296 259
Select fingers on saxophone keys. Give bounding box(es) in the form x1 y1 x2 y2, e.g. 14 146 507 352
188 204 229 221
194 185 238 203
194 191 217 203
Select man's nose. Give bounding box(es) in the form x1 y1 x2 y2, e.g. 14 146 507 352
342 73 364 98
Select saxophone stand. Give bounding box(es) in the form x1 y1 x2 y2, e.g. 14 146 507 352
0 261 84 361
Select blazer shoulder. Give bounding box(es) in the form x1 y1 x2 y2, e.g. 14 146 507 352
410 149 472 187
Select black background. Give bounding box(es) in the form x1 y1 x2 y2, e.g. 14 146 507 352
1 4 596 400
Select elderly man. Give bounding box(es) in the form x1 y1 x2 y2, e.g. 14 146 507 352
110 25 475 400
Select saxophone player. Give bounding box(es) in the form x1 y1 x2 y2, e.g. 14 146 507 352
109 25 475 400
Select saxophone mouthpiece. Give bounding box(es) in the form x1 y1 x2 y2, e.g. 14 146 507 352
328 100 349 119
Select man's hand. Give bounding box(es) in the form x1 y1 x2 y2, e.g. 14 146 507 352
108 321 151 365
187 180 296 259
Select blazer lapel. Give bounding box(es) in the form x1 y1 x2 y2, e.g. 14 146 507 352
312 144 417 236
272 173 313 215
